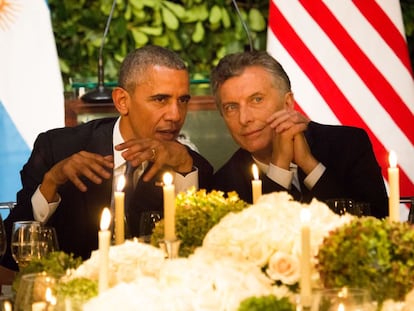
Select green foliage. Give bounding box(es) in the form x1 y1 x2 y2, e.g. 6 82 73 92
151 187 249 257
316 217 414 306
48 0 269 91
237 295 295 311
56 277 98 309
12 251 83 293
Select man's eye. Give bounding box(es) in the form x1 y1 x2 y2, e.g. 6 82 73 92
253 96 263 103
223 104 237 112
153 95 168 103
178 96 190 105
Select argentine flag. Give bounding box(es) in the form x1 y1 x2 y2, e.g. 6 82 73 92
0 0 64 217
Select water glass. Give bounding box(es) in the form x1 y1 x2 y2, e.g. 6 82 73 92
14 273 57 311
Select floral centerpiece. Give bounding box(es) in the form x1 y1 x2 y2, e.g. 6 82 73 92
150 187 249 256
316 216 414 307
201 191 353 289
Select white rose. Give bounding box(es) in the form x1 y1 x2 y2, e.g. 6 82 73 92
266 251 300 285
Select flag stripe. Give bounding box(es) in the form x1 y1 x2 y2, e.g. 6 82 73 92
299 0 414 144
353 0 413 76
268 0 414 196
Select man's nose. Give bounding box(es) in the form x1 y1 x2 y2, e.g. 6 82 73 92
239 104 253 125
165 102 182 121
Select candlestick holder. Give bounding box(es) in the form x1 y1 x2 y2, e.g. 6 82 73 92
159 239 181 259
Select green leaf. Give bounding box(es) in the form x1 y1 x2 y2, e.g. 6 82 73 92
182 4 209 23
221 7 231 29
131 28 149 45
248 8 266 32
209 5 222 24
191 21 205 43
137 26 163 36
162 1 186 18
162 7 179 30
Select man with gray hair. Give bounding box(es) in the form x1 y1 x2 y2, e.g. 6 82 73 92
211 50 387 219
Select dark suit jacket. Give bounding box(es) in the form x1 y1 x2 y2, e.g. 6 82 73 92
1 118 213 270
213 122 388 219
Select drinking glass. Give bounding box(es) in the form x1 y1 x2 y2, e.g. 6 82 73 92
311 288 374 311
138 211 161 243
11 221 41 269
39 226 59 254
14 272 57 311
0 215 6 261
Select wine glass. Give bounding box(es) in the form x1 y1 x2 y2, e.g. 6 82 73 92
0 215 6 261
11 221 41 269
39 226 59 254
138 211 161 243
311 288 374 311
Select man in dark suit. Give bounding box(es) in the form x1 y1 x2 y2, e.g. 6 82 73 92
0 46 213 277
210 50 388 219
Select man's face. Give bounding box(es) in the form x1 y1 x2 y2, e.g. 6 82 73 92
124 65 190 141
218 66 288 156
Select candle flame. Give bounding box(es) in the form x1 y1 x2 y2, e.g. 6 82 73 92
163 172 173 186
389 150 397 168
300 207 311 223
252 163 259 180
100 207 111 230
337 303 345 311
117 174 126 192
45 286 57 305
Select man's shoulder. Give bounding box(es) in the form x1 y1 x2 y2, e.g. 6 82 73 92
308 121 368 138
40 117 117 137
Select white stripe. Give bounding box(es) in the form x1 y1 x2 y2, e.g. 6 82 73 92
268 0 414 184
323 1 414 113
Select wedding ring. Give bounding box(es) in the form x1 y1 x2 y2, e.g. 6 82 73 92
151 148 156 160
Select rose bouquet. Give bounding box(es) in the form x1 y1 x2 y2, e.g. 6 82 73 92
201 192 354 289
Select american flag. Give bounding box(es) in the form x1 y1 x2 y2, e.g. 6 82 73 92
267 1 414 202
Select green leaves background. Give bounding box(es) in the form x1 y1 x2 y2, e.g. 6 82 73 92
49 0 269 90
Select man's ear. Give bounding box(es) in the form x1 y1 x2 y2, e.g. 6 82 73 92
112 87 129 116
284 92 295 110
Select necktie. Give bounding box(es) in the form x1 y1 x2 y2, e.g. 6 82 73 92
123 162 137 238
289 184 302 201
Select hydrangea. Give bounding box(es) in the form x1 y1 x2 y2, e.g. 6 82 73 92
151 187 249 256
316 217 414 306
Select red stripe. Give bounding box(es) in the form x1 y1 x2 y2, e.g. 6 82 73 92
268 1 413 195
298 0 414 145
353 0 413 76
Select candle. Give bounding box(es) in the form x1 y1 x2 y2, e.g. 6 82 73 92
251 164 262 204
300 207 312 308
114 175 126 245
99 207 111 293
388 151 400 222
163 172 176 241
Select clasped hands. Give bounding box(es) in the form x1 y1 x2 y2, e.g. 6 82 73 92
267 109 318 174
40 139 192 202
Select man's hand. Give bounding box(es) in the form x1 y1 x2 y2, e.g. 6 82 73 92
267 109 309 169
115 138 193 181
40 152 114 202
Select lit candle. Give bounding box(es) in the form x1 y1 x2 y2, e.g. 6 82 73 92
388 151 400 222
114 175 126 245
163 172 176 241
99 207 111 293
300 207 312 308
251 164 262 204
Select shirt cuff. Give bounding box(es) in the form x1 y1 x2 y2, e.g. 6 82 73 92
31 185 60 223
174 168 199 193
267 163 293 189
303 162 326 190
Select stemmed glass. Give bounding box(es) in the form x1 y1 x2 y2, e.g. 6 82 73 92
0 215 6 262
10 221 60 270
